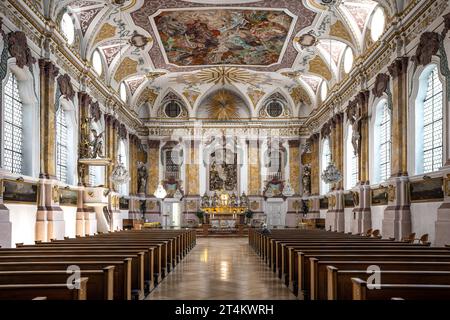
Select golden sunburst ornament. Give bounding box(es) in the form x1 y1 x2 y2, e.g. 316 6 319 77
207 90 239 120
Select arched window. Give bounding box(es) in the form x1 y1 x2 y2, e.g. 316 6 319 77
346 125 359 189
343 47 354 74
118 140 129 195
373 100 391 183
119 82 127 103
370 7 385 42
321 138 331 194
2 73 24 174
92 50 103 76
56 107 68 182
61 12 75 45
415 65 443 174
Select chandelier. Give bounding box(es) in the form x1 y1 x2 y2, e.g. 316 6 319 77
321 162 342 184
110 156 130 186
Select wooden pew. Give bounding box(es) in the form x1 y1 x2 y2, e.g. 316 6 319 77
310 260 450 300
0 254 145 300
0 267 114 300
351 278 450 300
327 267 450 300
0 260 131 300
0 277 88 300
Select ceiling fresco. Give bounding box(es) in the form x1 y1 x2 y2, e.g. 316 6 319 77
151 8 295 67
47 0 393 120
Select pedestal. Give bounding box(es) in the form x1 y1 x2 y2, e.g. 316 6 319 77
435 171 450 246
382 176 411 240
0 203 12 248
352 184 372 235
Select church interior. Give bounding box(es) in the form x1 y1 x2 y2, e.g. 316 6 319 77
1 0 450 302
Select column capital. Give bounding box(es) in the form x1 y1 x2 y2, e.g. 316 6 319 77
388 57 409 78
38 59 59 79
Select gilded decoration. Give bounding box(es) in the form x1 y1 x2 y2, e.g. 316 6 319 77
329 20 354 46
175 67 265 86
308 55 332 81
352 191 359 206
329 195 336 208
52 185 59 203
137 87 159 107
182 89 201 107
388 185 396 202
247 87 266 109
206 90 239 120
114 57 138 83
250 201 259 211
187 200 197 211
248 145 260 195
290 86 311 105
94 23 117 45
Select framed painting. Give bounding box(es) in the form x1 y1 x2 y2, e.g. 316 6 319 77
119 197 130 210
1 179 38 204
410 178 444 203
59 188 78 206
371 187 388 206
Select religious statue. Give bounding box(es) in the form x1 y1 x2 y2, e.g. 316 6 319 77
201 192 210 208
302 165 311 195
230 193 238 207
240 192 249 207
301 200 309 217
211 192 219 207
137 162 148 194
90 129 104 158
349 106 362 156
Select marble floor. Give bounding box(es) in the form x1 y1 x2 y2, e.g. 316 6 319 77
147 237 296 300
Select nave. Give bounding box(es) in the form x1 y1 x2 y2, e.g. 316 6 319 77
148 237 296 300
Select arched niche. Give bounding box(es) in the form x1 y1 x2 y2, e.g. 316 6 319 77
195 86 251 120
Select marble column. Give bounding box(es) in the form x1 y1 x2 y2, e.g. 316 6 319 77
147 140 160 197
35 60 64 242
348 91 372 235
382 57 411 240
185 140 200 197
288 140 301 195
247 139 261 196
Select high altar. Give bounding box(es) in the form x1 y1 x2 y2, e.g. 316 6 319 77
201 191 248 228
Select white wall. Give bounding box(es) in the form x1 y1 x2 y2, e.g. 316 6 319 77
411 202 440 245
6 204 37 246
344 208 353 233
370 205 386 235
61 206 77 238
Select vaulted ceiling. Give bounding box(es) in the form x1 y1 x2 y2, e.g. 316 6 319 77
32 0 399 120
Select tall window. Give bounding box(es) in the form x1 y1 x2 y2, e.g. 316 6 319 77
346 126 359 189
321 138 331 194
165 149 180 179
422 66 443 173
378 102 391 181
56 108 68 182
3 74 24 174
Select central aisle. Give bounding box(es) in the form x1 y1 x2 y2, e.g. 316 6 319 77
148 237 296 300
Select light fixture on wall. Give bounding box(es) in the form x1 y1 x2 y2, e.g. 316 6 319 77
110 155 130 186
321 162 342 184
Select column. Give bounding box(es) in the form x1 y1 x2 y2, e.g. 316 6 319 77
308 133 321 218
147 140 160 196
331 114 345 231
351 92 372 235
287 140 301 227
35 60 64 242
382 57 411 240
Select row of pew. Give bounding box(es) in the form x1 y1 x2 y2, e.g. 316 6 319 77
0 229 196 300
249 228 450 300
